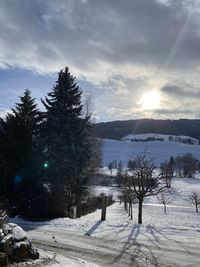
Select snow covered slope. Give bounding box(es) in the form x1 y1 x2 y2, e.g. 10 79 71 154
102 138 200 167
122 133 199 144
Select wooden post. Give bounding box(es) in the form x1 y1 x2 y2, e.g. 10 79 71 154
70 206 77 219
101 196 107 221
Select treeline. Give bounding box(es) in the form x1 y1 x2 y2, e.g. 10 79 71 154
0 67 98 219
95 119 200 140
108 154 199 181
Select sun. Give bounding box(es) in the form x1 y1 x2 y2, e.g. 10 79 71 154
138 91 160 110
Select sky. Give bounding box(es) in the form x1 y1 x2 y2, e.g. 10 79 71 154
0 0 200 122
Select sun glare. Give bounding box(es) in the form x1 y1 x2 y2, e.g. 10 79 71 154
139 91 160 110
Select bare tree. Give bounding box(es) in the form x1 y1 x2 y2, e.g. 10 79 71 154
108 162 113 175
160 157 175 188
182 154 197 178
82 93 94 120
189 192 200 213
124 154 165 224
116 161 123 187
175 154 197 178
82 93 102 176
160 161 172 188
175 156 184 178
157 191 171 213
122 173 137 220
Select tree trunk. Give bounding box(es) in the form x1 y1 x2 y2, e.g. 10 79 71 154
124 201 127 212
130 201 133 220
138 198 143 224
101 196 107 221
164 203 166 214
196 204 198 213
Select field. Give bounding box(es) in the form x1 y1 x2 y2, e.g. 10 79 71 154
102 138 200 166
11 176 200 266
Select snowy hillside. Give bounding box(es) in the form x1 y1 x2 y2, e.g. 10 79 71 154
122 133 199 145
102 138 200 167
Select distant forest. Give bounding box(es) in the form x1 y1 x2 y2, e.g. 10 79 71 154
94 119 200 140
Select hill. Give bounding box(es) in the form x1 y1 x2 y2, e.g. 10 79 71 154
102 138 200 167
95 119 200 140
122 133 199 145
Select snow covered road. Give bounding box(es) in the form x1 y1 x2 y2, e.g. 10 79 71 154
31 228 200 267
30 230 151 267
25 225 200 267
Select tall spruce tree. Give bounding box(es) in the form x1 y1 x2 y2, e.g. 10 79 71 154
0 89 42 216
42 67 92 210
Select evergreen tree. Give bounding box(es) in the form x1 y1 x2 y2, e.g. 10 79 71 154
41 67 92 211
0 89 42 216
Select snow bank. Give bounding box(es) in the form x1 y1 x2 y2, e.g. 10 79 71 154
9 224 27 241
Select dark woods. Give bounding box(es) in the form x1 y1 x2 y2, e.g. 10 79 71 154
0 67 96 219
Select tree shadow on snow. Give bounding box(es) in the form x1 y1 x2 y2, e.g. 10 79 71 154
112 224 164 267
112 223 193 267
85 220 103 236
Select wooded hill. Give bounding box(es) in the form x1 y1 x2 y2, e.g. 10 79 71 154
94 119 200 140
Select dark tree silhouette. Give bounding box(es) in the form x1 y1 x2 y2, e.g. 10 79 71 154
41 67 92 213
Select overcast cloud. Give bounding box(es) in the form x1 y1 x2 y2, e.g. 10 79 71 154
0 0 200 121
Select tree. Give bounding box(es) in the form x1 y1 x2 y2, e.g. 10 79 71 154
127 159 136 170
174 154 197 178
121 171 137 220
169 156 175 177
0 89 42 215
189 192 200 213
82 94 102 175
157 191 171 213
108 162 113 175
175 156 184 178
116 161 123 187
160 157 174 188
182 154 197 178
124 154 164 224
41 67 92 212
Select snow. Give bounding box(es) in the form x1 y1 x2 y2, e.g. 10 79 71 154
90 185 120 199
102 138 200 166
10 250 100 267
12 177 200 233
122 133 199 144
7 136 200 266
10 177 200 266
9 225 27 241
48 254 100 267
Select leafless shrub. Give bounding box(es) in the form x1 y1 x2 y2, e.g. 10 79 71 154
157 191 171 213
189 191 200 213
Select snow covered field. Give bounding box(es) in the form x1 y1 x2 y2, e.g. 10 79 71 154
11 177 200 266
102 138 200 166
122 133 199 144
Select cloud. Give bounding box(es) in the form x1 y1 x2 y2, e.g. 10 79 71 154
155 108 194 115
0 0 198 74
161 84 200 99
0 0 200 121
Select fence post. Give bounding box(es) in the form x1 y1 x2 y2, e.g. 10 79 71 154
70 206 77 219
101 196 107 221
